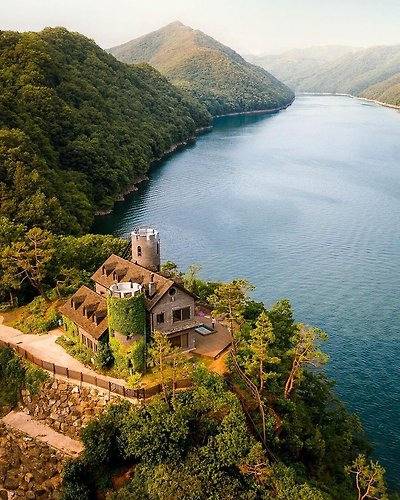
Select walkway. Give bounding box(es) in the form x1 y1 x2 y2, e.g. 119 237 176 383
2 411 83 457
0 322 128 387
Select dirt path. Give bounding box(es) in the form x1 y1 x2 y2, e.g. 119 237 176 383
0 321 127 386
2 411 84 457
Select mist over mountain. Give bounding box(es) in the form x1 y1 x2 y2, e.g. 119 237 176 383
108 21 294 116
246 44 400 107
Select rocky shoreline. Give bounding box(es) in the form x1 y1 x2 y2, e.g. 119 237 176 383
94 125 213 217
213 97 295 118
94 101 294 218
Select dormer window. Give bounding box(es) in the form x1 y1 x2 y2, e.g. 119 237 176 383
137 246 142 257
169 287 176 296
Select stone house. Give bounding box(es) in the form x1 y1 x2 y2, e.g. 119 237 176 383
60 228 230 357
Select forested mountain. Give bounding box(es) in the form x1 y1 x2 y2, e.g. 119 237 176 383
0 28 211 234
360 72 400 106
248 44 400 106
246 46 359 91
108 21 294 116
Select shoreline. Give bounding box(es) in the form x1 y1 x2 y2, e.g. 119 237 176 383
95 125 214 216
297 92 400 111
95 99 295 217
213 97 295 119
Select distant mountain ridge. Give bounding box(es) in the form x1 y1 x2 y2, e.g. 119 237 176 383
247 45 400 107
109 21 294 116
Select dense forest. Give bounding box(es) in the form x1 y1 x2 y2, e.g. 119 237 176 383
248 44 400 106
109 21 294 116
0 28 211 234
59 281 388 499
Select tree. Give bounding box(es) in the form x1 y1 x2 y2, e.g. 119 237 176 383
149 330 174 402
183 263 202 293
209 279 254 336
160 261 182 280
169 347 190 400
149 330 190 402
1 227 55 300
241 312 281 444
284 325 328 399
345 454 388 500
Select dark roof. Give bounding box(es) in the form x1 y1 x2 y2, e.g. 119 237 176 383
91 254 193 310
59 285 108 341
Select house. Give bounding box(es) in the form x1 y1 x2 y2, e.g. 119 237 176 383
59 227 231 358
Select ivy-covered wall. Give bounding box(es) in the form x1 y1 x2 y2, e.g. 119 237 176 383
62 315 79 336
107 293 146 337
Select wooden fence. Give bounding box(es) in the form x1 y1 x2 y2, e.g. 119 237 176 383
0 339 192 400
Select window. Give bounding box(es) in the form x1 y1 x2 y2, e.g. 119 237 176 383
169 287 177 296
170 336 181 347
156 312 165 324
173 306 191 323
137 246 142 257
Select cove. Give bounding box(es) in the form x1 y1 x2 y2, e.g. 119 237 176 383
94 96 400 485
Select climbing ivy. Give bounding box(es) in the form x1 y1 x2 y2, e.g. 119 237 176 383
107 293 146 337
62 315 79 336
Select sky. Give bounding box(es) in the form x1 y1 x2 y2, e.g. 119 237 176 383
1 0 400 54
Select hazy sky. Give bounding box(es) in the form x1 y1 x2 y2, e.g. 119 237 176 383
1 0 400 54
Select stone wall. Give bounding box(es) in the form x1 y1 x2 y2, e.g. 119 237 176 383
19 378 121 440
0 423 65 499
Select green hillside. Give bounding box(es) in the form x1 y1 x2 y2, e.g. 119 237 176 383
109 21 294 116
246 46 359 91
361 73 400 106
249 44 400 106
0 28 210 234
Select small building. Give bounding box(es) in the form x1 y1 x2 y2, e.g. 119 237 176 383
59 227 231 358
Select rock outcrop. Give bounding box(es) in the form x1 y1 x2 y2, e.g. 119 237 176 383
0 423 65 499
19 379 121 439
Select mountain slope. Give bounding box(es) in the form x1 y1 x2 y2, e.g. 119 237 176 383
361 73 400 106
249 44 400 106
246 46 359 90
0 28 210 234
109 21 294 116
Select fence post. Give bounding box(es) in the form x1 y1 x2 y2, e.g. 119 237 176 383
108 381 111 397
94 377 97 388
122 385 126 397
80 372 83 388
66 368 69 379
52 363 56 376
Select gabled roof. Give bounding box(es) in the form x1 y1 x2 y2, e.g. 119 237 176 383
91 254 178 310
59 285 108 341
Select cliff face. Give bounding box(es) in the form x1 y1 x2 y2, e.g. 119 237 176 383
109 21 295 116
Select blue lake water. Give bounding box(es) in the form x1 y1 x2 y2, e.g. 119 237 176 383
95 96 400 484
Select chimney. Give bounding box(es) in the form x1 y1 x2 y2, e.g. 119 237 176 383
148 274 156 297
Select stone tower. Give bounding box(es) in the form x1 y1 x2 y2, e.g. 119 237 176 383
131 227 160 272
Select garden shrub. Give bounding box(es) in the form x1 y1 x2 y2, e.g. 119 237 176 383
13 296 59 334
0 347 48 411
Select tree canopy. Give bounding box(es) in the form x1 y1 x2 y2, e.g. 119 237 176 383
0 28 211 234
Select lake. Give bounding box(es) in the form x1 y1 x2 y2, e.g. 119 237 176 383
95 95 400 484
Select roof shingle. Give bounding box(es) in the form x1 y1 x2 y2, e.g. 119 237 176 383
59 285 108 341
